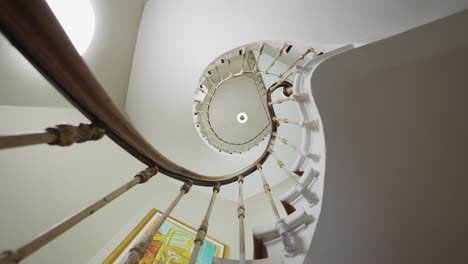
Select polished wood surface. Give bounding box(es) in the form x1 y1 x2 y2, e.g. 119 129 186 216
281 201 296 215
253 237 268 260
0 0 277 186
0 132 56 150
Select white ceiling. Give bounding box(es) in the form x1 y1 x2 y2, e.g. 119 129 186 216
125 0 468 200
208 75 270 145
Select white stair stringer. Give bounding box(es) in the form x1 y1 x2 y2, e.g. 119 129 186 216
289 44 357 174
266 45 358 263
213 45 357 264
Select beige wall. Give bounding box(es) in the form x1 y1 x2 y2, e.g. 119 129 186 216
0 105 239 263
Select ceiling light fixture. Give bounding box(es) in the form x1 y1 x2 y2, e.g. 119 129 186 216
46 0 95 55
237 112 248 124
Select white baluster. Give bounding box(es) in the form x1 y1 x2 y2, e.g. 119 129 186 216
273 117 319 129
121 181 192 264
278 47 316 78
253 42 265 71
226 55 233 77
269 97 292 105
205 73 216 88
257 164 296 258
257 165 281 220
269 149 300 184
238 176 246 264
240 48 246 74
197 85 212 98
270 149 318 206
273 133 320 162
265 42 288 74
194 110 209 116
214 64 224 80
294 176 319 206
276 218 295 257
189 184 221 264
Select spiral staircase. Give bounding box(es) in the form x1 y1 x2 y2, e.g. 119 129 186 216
0 1 354 263
2 1 468 264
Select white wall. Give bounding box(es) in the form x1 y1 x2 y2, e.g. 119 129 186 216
306 10 468 264
0 106 239 263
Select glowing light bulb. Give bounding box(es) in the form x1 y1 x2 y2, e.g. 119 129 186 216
46 0 95 55
237 112 248 124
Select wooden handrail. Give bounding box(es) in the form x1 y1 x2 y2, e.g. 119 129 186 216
0 0 276 186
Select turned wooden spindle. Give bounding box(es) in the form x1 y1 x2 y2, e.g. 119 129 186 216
270 150 318 205
226 55 233 77
205 74 216 88
265 43 288 74
194 100 209 106
269 150 300 184
196 119 209 124
121 180 193 264
269 97 293 105
0 167 158 264
238 176 246 264
194 110 209 116
257 165 296 257
272 117 319 129
253 42 265 70
273 132 320 162
214 65 224 80
240 48 246 73
257 165 281 220
279 47 316 78
197 85 212 97
0 123 105 150
188 183 221 264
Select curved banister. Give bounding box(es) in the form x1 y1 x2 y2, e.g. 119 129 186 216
0 2 327 263
0 0 276 186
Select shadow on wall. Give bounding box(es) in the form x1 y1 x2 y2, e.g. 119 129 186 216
306 10 468 264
